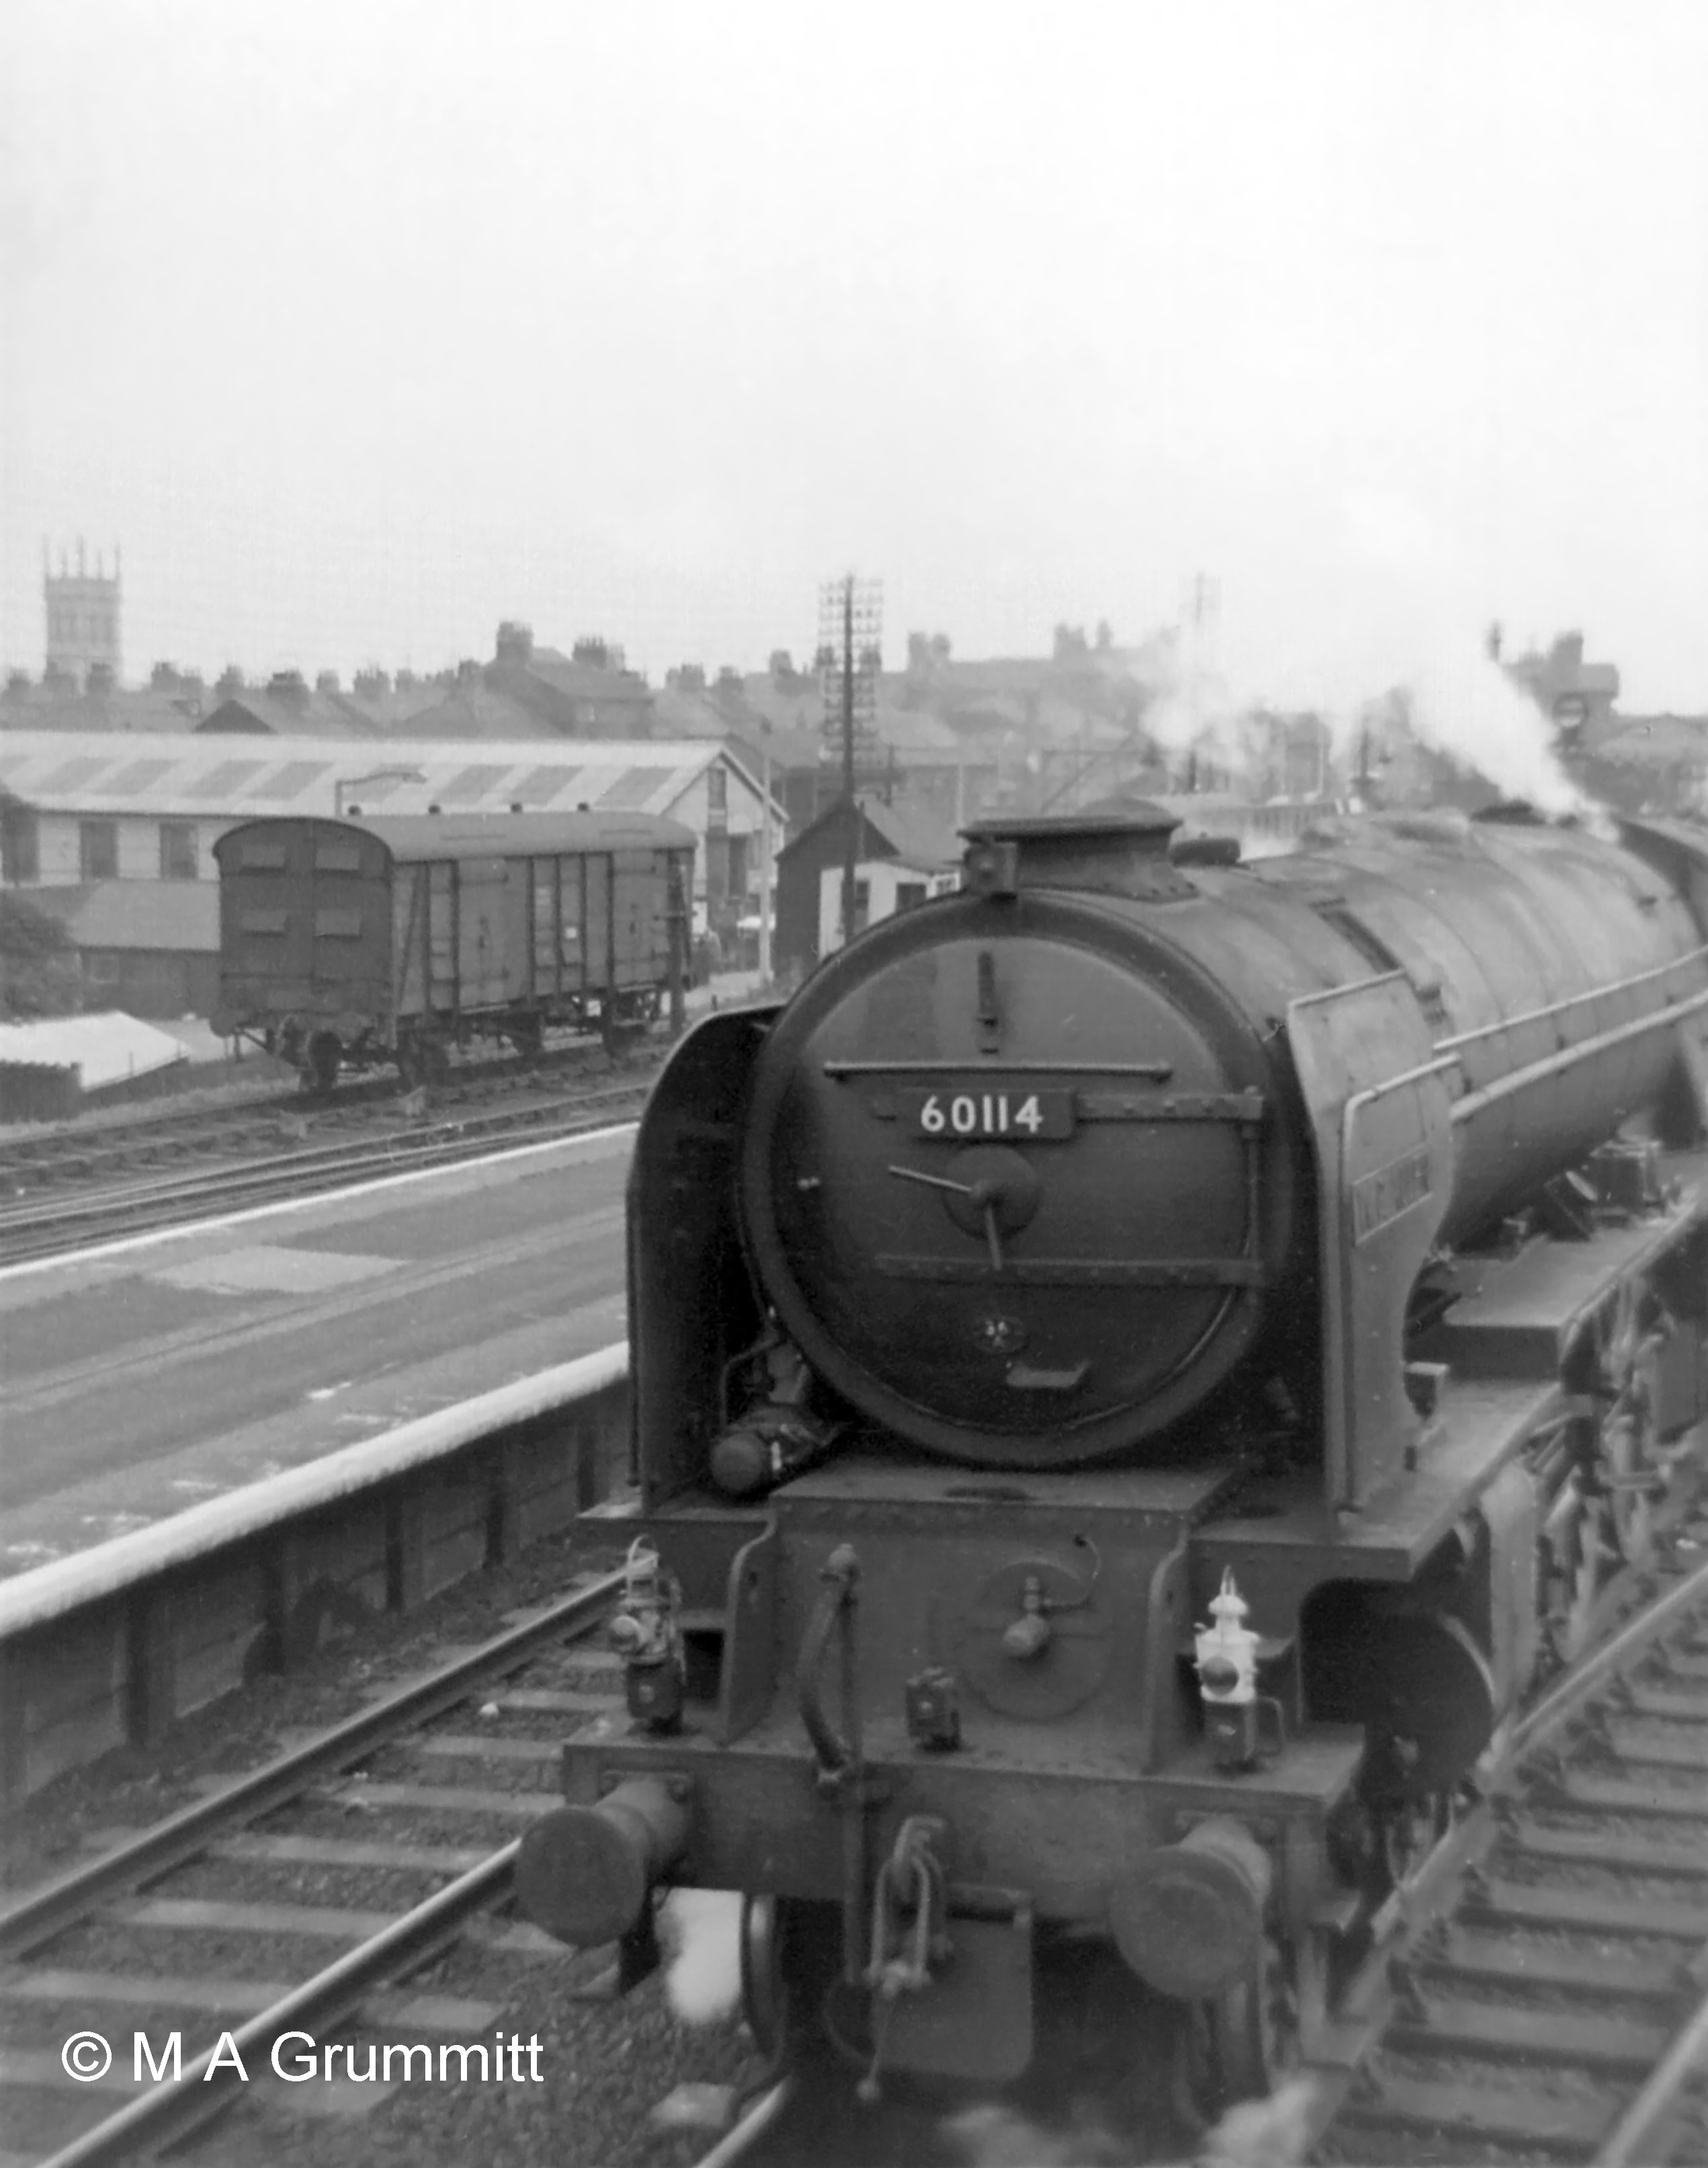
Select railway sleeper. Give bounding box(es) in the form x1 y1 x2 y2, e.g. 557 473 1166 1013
1461 1878 1708 1940
1337 2070 1620 2156
1387 1993 1673 2073
1527 1765 1706 1817
1422 1927 1693 2002
1622 1681 1708 1718
1506 1819 1708 1878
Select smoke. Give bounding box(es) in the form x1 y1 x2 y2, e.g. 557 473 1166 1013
1132 628 1590 816
658 1888 744 2026
1366 648 1593 815
943 2073 1320 2168
1125 494 1595 817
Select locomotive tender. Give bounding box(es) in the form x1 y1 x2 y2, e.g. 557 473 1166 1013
518 801 1708 2106
212 810 694 1089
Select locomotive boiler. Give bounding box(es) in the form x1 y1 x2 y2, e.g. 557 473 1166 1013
518 803 1708 2110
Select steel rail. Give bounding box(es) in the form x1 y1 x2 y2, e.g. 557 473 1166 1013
1592 1974 1708 2167
1508 1546 1708 1766
691 2078 799 2168
0 1567 624 1961
37 1843 524 2168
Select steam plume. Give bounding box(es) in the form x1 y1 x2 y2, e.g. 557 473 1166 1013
658 1888 744 2026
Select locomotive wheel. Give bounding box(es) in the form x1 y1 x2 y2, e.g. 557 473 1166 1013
739 1894 839 2065
739 1893 786 2061
1379 1786 1455 1884
398 1036 451 1091
1170 1936 1296 2127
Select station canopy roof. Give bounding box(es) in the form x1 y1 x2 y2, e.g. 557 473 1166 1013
0 731 764 825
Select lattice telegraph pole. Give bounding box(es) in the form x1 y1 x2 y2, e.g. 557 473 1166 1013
816 574 882 950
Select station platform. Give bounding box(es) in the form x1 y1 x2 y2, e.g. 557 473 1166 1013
0 1126 635 1578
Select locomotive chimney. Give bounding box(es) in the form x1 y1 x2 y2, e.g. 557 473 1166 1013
961 806 1188 900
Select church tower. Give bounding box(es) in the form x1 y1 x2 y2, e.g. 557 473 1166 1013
44 540 122 687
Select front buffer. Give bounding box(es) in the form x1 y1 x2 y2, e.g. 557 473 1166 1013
518 1460 1364 2101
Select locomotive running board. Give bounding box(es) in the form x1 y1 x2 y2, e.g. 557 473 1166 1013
1287 974 1455 1511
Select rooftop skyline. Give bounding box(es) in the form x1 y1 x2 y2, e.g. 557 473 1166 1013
5 1 1705 715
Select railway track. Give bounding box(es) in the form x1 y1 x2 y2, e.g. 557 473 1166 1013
0 1036 657 1196
1315 1513 1708 2167
0 1092 311 1190
0 1079 649 1266
0 1567 633 2165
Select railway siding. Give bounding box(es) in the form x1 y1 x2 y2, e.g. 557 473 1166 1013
0 1345 631 1803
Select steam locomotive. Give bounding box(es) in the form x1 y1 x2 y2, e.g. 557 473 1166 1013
517 802 1708 2111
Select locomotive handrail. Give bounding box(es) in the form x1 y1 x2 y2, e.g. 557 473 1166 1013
1448 983 1708 1128
1332 970 1708 1134
796 1544 863 1780
1433 942 1708 1054
1339 1052 1461 1119
1333 984 1708 1203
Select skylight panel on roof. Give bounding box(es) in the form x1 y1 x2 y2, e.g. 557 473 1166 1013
186 760 270 799
438 764 510 804
352 772 415 804
252 761 333 800
512 766 583 806
102 759 175 797
27 757 109 796
598 764 672 809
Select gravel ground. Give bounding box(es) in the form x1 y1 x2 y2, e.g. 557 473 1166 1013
182 1973 763 2168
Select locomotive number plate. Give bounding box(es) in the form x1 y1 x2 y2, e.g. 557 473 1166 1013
902 1087 1074 1140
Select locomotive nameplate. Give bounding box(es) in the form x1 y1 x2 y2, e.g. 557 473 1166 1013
901 1087 1074 1140
1351 1142 1434 1243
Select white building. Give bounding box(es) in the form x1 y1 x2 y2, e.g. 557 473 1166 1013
816 856 960 960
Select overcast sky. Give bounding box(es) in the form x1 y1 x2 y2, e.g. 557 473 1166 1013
3 0 1704 710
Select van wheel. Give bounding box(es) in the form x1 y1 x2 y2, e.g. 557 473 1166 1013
305 1031 341 1095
